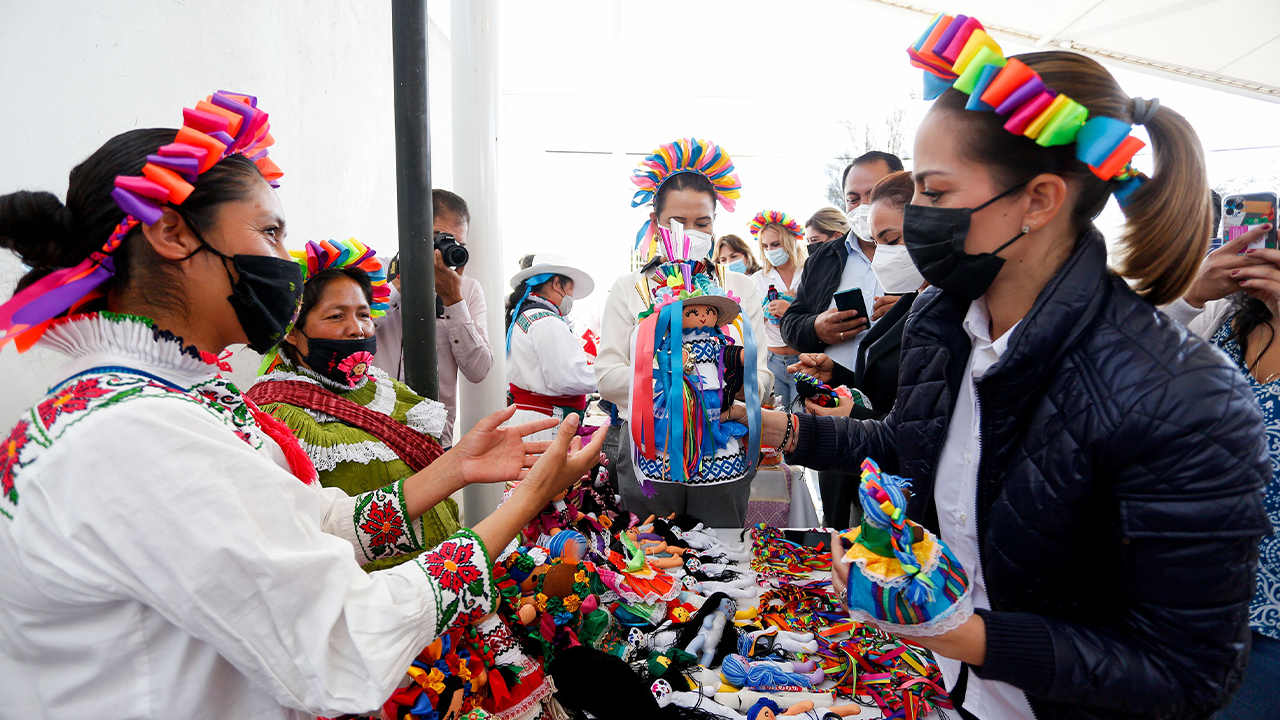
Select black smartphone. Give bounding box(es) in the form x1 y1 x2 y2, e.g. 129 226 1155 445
833 288 867 319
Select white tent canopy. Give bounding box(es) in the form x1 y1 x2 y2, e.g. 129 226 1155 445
856 0 1280 102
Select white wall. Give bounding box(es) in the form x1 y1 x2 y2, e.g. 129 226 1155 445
0 0 454 425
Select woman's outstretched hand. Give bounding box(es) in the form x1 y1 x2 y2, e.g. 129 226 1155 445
511 415 607 507
449 405 559 486
471 415 607 562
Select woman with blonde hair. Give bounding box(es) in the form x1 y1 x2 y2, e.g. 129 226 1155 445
751 211 808 408
714 232 761 275
804 206 850 249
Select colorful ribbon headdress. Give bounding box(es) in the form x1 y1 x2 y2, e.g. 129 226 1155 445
908 13 1145 205
0 90 282 352
749 210 803 241
292 238 391 317
630 137 742 258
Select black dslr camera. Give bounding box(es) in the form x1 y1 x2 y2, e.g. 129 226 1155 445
434 230 469 268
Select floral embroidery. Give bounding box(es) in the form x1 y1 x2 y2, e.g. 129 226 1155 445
352 479 424 562
37 378 113 428
416 530 496 636
338 351 375 387
426 539 483 593
360 497 407 550
1 420 28 510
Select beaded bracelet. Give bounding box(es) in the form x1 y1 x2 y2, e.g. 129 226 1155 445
779 413 795 452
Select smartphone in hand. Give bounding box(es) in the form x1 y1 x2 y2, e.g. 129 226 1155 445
1223 192 1279 251
833 288 868 322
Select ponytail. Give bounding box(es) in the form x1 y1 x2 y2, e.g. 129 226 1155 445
1113 104 1210 306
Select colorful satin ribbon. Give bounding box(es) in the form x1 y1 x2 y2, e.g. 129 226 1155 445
907 13 1146 204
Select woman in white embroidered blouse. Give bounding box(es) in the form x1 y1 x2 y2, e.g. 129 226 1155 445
0 96 605 720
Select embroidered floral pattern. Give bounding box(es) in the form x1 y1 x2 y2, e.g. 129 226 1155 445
1 420 28 513
427 539 483 593
37 378 113 428
361 497 407 549
416 529 496 636
338 351 374 387
352 479 424 562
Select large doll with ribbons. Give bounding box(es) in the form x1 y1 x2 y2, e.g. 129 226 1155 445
628 225 762 498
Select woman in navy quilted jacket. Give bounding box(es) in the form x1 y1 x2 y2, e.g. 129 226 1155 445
736 48 1271 720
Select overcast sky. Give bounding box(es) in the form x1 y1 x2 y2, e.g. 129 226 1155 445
484 0 1280 326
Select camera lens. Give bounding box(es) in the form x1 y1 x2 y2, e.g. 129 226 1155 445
442 243 469 267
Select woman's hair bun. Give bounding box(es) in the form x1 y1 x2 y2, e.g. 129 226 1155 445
0 190 76 268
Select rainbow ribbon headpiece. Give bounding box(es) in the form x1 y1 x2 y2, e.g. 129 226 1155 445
749 210 802 240
0 90 282 352
630 137 742 258
292 238 391 317
908 13 1145 205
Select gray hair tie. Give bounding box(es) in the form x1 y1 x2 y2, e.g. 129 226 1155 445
1131 97 1160 125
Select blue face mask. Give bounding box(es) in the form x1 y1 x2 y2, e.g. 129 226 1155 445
725 258 748 274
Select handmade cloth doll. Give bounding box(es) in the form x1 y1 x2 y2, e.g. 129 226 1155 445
383 631 488 720
719 654 822 692
744 697 861 719
606 530 681 604
629 234 762 497
464 613 557 720
838 458 972 635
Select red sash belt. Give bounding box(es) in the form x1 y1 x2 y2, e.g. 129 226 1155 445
508 384 588 414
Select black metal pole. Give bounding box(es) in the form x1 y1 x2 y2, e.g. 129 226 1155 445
392 0 438 400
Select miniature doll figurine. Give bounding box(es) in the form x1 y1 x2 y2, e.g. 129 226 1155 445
839 458 972 635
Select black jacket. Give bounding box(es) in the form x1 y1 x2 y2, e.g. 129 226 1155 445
788 230 1271 720
781 236 848 353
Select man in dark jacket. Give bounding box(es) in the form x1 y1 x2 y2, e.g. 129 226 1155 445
783 151 901 527
788 230 1271 720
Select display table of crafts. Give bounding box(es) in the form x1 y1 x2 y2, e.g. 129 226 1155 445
381 459 956 720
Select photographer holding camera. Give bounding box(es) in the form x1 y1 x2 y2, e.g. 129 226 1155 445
374 189 494 446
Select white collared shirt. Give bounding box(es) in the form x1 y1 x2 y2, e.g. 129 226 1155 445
933 297 1036 720
824 235 882 369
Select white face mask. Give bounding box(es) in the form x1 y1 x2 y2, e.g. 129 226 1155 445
558 293 574 315
846 204 872 242
685 228 714 260
764 247 790 267
870 243 926 294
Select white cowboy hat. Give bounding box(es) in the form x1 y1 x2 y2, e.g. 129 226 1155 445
509 252 595 299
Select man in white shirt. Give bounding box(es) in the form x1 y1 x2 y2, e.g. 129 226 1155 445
373 190 493 446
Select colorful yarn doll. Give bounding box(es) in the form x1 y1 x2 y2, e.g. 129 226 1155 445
629 229 761 497
839 458 972 635
719 654 820 692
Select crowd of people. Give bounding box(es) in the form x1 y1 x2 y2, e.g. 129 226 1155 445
0 14 1277 720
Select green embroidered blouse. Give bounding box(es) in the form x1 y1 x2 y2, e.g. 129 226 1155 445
254 362 460 571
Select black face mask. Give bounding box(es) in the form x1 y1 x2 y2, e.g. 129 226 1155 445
298 334 378 387
902 184 1027 302
187 240 304 354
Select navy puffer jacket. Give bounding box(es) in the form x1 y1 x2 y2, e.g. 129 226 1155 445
789 230 1271 720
